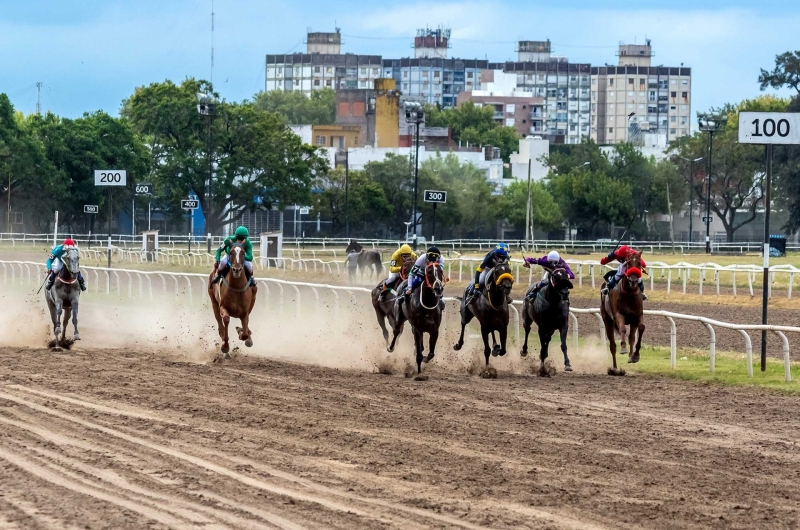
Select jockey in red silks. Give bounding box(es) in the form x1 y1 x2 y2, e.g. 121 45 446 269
600 245 648 300
45 238 87 291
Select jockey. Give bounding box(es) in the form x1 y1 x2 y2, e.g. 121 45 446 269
600 245 648 300
523 250 575 299
45 238 87 291
396 246 444 302
379 243 417 300
212 226 255 288
473 242 510 294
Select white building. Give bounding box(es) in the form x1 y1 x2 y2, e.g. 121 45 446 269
509 136 550 182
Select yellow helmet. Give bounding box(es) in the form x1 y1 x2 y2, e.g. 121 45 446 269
399 244 413 255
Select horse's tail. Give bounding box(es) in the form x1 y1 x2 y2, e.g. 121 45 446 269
375 258 384 276
454 296 463 301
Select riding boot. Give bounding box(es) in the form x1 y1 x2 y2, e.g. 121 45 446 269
526 283 542 301
77 272 87 291
44 271 55 291
211 265 229 285
601 278 617 296
378 282 390 300
245 267 255 288
639 280 648 301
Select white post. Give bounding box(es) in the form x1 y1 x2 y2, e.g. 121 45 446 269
53 211 59 246
148 200 151 231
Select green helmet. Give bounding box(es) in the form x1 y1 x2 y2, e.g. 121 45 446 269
234 226 249 238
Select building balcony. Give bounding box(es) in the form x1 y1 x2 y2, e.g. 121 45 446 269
530 112 543 119
493 112 504 119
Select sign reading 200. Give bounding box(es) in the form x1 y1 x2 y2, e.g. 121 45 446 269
94 169 127 186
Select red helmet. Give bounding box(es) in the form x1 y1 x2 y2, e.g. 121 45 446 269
63 238 76 247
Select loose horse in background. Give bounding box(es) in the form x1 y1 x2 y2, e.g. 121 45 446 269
521 268 574 376
45 247 82 347
453 262 514 377
208 243 257 358
371 260 412 347
389 261 446 375
345 240 384 281
601 250 646 375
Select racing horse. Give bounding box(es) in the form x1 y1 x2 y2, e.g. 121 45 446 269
208 243 257 357
600 250 646 375
371 259 413 347
521 268 574 376
45 246 82 346
453 262 514 377
345 240 383 281
388 261 446 375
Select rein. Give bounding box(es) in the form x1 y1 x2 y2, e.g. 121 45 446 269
219 275 250 293
419 262 444 310
484 267 513 310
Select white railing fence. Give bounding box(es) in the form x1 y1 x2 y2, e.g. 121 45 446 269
3 259 796 382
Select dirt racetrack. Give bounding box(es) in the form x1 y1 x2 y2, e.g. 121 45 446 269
2 346 800 529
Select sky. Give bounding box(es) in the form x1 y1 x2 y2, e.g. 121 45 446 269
2 0 799 119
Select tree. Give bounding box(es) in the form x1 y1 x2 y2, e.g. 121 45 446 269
311 167 391 236
363 153 415 235
758 51 800 94
253 89 336 125
123 78 328 234
425 101 520 161
500 180 562 235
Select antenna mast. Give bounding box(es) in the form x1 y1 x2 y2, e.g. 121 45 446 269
36 82 42 115
210 0 214 87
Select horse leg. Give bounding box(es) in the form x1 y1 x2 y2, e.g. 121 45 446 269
605 318 624 376
453 303 473 351
425 328 439 364
480 325 492 366
60 306 71 344
538 328 551 377
631 322 645 363
497 325 507 357
387 306 405 353
47 298 58 340
520 311 532 358
240 313 253 347
615 314 628 356
376 311 390 346
414 327 424 374
219 307 230 355
626 322 637 364
54 300 63 341
560 324 572 371
491 330 501 357
71 299 80 341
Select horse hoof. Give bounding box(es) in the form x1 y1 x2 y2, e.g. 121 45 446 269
387 346 394 353
607 367 627 376
73 334 81 341
491 346 500 357
245 339 253 348
520 349 528 358
221 344 230 354
498 349 507 357
480 366 498 379
564 364 573 372
453 343 462 351
423 353 435 363
414 374 429 382
630 354 640 364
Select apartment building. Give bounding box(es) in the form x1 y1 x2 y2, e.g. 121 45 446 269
488 41 592 144
456 70 545 137
265 29 382 94
590 41 692 145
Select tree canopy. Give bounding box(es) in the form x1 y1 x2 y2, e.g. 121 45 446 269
425 101 520 161
253 88 336 125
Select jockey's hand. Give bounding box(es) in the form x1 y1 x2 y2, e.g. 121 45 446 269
523 262 531 269
214 261 219 270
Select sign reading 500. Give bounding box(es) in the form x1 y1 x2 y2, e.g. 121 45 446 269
94 170 127 186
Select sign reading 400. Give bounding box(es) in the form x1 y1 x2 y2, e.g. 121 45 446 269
94 169 127 186
738 112 800 145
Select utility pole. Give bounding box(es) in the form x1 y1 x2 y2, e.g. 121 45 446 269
525 159 532 250
404 102 424 250
36 82 42 116
345 149 350 238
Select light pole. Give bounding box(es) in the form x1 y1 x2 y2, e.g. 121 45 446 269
679 156 703 247
404 101 424 251
197 92 217 251
404 221 412 242
337 149 350 238
697 111 727 254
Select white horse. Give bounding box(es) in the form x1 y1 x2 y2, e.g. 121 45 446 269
45 247 82 345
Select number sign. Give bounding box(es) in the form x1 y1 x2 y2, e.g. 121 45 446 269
423 190 447 203
299 207 310 215
702 216 713 223
84 205 99 214
738 112 800 145
181 199 199 209
94 170 127 186
135 184 153 195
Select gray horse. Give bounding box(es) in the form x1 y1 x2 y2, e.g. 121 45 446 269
45 247 82 345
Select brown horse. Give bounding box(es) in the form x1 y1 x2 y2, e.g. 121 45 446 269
371 260 413 347
345 240 384 281
388 261 446 375
600 251 646 375
453 262 514 377
208 243 257 357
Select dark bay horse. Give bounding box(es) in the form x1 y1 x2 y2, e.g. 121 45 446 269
208 243 257 358
345 240 383 281
45 247 82 346
453 262 514 377
601 251 646 375
371 260 413 347
521 268 574 376
388 261 446 375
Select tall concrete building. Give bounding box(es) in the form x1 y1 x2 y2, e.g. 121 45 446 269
265 28 382 95
590 41 692 145
488 41 592 144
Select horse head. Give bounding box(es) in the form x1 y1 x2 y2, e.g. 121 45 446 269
622 251 643 293
400 258 414 280
63 247 80 277
424 261 446 299
345 240 363 254
229 243 245 278
492 262 515 296
550 268 573 302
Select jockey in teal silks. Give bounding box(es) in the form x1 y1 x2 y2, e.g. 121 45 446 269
211 226 255 288
45 238 87 291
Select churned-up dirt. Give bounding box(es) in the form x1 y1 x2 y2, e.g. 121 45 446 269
1 346 799 529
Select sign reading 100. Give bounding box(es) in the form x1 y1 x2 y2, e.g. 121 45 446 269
738 112 800 145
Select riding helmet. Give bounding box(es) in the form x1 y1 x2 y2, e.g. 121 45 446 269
63 238 76 247
234 226 249 238
494 242 509 257
426 246 441 260
399 244 413 255
547 250 560 263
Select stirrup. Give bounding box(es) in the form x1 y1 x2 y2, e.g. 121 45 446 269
211 274 223 285
78 279 87 292
601 287 609 295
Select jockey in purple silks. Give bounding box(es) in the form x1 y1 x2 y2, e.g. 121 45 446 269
523 250 574 300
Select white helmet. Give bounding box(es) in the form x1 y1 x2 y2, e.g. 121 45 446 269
547 250 560 263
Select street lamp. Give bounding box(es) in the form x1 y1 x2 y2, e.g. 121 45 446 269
197 92 217 251
403 221 412 242
336 149 350 238
697 111 727 254
679 156 703 247
404 101 424 251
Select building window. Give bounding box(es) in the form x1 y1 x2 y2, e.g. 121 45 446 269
671 79 676 85
639 103 645 109
403 71 408 78
591 78 596 85
360 68 366 76
670 128 677 134
522 119 527 124
313 79 320 86
682 79 688 85
628 91 634 96
671 91 676 97
609 103 614 109
372 68 379 76
628 78 634 85
609 91 615 97
522 105 527 109
507 104 516 113
314 66 320 73
294 79 299 86
434 71 440 78
326 79 332 87
681 116 687 125
681 104 688 111
315 136 325 146
422 71 428 78
326 67 333 74
609 127 614 133
628 103 634 109
670 116 676 122
682 91 688 98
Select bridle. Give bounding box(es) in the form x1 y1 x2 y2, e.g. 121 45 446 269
229 244 244 278
419 261 445 310
57 249 80 285
485 264 514 310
